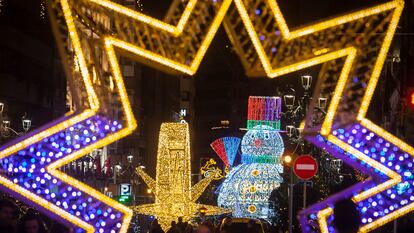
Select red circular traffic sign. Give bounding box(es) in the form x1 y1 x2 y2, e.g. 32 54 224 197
293 155 318 180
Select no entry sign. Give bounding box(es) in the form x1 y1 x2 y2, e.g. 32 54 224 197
293 155 318 180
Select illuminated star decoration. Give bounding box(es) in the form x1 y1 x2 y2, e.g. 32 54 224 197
223 0 407 232
40 0 406 232
0 0 151 231
134 123 229 231
63 0 233 76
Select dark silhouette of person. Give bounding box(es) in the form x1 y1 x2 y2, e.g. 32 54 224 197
177 217 186 233
333 199 361 233
167 221 180 233
17 210 49 233
184 224 193 233
0 199 18 233
150 219 165 233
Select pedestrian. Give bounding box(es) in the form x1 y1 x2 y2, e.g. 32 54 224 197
166 221 179 233
17 210 49 233
177 217 186 233
184 224 193 233
333 199 361 233
150 219 165 233
0 199 18 233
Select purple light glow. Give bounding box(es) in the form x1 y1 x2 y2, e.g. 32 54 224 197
300 123 414 232
0 115 125 233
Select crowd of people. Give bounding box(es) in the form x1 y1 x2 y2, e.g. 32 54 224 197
0 198 255 233
147 199 361 233
0 197 361 233
149 218 215 233
0 199 70 233
149 217 261 233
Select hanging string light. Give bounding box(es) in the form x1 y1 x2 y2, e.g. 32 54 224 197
136 0 143 11
0 0 4 14
40 0 46 19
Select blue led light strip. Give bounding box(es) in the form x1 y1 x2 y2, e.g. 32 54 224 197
302 123 413 232
1 115 125 233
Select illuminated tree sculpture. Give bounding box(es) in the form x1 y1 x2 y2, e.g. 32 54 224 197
134 123 229 231
214 96 284 220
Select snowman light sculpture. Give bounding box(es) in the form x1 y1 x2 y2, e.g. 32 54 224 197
211 96 285 220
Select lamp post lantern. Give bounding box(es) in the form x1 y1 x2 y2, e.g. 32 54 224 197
0 103 31 138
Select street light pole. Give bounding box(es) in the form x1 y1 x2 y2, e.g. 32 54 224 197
288 167 294 233
303 181 307 209
282 75 343 231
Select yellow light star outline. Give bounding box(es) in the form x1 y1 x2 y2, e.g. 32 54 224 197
31 0 405 231
82 0 233 75
229 0 407 232
0 0 140 231
232 0 402 78
69 0 405 231
208 0 408 232
76 0 358 78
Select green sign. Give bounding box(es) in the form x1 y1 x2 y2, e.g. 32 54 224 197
118 195 132 204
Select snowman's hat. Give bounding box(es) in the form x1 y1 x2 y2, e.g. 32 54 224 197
247 96 282 130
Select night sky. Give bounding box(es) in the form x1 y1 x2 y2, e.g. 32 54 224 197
141 0 390 25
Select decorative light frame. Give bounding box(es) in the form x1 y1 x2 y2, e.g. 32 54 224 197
137 0 405 230
69 0 233 76
0 0 145 231
223 1 406 232
0 0 408 232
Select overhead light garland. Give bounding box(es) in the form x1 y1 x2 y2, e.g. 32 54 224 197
40 0 46 19
136 0 143 12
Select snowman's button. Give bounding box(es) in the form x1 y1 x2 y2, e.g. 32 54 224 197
251 169 261 177
249 186 257 193
248 205 257 213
